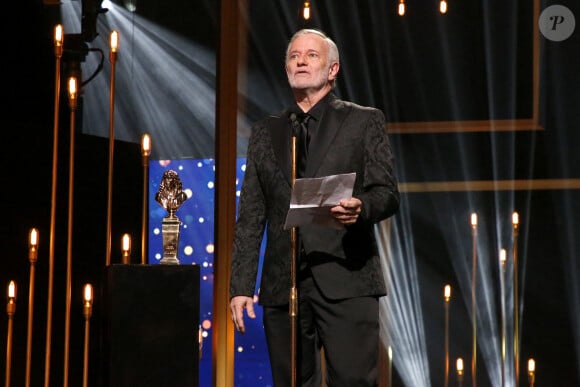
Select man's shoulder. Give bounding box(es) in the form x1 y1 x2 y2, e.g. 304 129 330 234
329 98 383 118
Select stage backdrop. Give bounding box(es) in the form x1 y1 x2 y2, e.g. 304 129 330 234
148 158 271 387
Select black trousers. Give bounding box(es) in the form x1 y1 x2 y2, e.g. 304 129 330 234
263 268 380 387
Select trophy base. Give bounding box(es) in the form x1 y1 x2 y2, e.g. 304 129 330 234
160 257 180 265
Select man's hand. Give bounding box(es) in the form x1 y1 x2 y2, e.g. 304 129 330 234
230 295 256 333
330 197 362 225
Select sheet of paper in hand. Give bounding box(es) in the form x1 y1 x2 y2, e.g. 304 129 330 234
284 172 356 230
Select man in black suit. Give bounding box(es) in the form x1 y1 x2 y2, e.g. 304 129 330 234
230 29 399 386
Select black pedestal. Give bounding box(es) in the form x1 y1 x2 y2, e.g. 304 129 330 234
104 264 200 387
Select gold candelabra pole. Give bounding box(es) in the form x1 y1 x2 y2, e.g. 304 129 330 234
63 76 78 387
512 212 520 386
499 248 507 387
470 213 478 387
527 358 535 387
45 24 63 387
141 134 151 264
82 284 93 387
122 233 132 264
444 284 451 387
105 30 119 266
25 229 39 387
456 357 464 387
5 281 16 387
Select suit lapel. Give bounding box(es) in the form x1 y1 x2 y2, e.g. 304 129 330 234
306 98 350 177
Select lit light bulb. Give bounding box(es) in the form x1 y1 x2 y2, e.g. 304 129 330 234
444 284 451 302
398 0 405 16
142 134 151 156
456 357 464 375
440 0 448 14
302 1 310 20
110 30 119 53
471 212 477 226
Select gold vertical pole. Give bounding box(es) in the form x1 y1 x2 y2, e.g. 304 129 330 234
470 213 478 387
63 76 79 387
141 134 151 264
444 284 451 387
290 136 298 387
105 30 119 266
82 284 93 387
499 248 507 387
5 281 16 387
213 1 240 386
25 229 39 387
45 24 63 387
512 212 520 386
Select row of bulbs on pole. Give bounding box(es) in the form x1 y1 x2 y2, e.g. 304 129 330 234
300 0 449 20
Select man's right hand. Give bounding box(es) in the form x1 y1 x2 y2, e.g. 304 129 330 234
230 295 256 334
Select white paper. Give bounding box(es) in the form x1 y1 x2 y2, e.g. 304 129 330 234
283 172 356 230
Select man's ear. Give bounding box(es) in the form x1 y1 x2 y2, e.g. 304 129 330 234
328 62 340 79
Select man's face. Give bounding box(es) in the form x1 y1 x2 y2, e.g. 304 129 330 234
285 33 337 92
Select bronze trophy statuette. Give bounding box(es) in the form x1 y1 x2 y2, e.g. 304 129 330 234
155 170 188 265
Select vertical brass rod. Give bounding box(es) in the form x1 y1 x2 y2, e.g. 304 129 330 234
444 286 450 387
45 24 63 387
5 292 16 387
471 215 477 387
500 250 507 387
63 78 78 387
290 136 298 387
105 46 118 266
141 142 150 264
25 252 38 387
513 213 520 386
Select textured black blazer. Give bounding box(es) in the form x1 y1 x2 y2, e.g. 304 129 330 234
231 94 400 306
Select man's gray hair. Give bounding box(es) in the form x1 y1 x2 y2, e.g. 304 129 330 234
285 29 340 65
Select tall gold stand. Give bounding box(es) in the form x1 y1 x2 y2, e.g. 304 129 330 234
63 76 79 387
512 212 520 386
141 134 151 264
5 281 16 387
289 135 298 387
444 284 451 387
105 31 119 266
44 24 63 387
25 229 39 387
82 284 93 387
470 213 478 387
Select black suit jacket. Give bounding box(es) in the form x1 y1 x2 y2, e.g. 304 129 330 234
230 94 399 306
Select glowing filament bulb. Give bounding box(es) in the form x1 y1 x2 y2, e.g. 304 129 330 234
500 248 507 267
444 284 451 302
440 0 448 14
471 212 477 226
142 134 151 156
122 233 131 255
302 1 310 20
84 284 93 303
29 228 38 249
8 281 16 300
398 0 405 16
528 358 535 373
110 30 119 53
456 357 464 375
512 211 519 226
68 77 77 98
55 24 63 47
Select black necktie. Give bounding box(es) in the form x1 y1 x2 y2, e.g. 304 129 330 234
297 114 310 178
